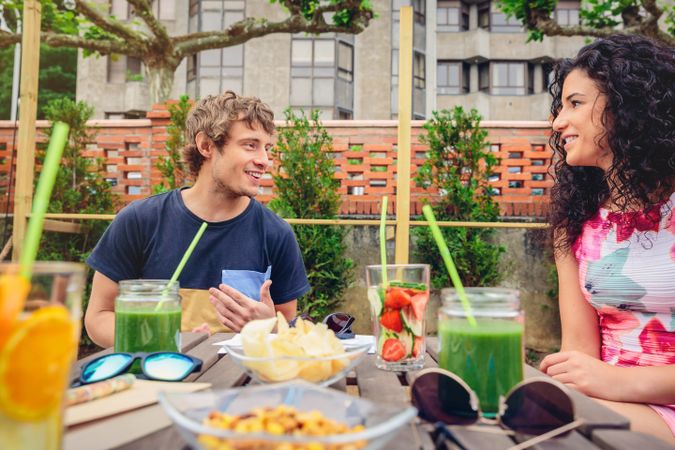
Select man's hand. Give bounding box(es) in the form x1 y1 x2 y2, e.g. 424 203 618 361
540 351 623 400
208 280 275 332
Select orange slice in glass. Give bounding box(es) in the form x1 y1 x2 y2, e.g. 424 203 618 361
0 305 77 421
0 274 30 348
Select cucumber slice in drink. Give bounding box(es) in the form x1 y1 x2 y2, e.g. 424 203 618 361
398 328 414 357
401 307 423 337
377 328 398 354
368 287 384 317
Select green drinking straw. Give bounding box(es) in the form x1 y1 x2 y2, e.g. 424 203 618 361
422 205 477 327
155 221 208 311
19 122 70 280
379 196 388 287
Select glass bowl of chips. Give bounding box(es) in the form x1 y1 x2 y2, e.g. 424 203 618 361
223 314 371 386
158 381 417 450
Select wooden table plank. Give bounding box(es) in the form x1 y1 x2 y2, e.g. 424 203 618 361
513 430 602 450
591 429 675 450
438 425 520 450
112 428 186 450
193 354 247 389
355 355 432 449
181 332 209 352
183 333 230 382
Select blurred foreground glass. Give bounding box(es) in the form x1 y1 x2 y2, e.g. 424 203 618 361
439 287 523 416
366 264 429 371
0 262 85 450
114 280 181 354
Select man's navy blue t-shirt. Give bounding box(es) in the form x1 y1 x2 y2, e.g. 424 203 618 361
87 189 310 304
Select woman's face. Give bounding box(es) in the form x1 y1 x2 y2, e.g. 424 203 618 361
551 68 612 170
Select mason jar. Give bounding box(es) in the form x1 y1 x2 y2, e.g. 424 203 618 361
438 287 524 417
114 280 182 353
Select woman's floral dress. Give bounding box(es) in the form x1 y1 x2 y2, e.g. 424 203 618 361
573 192 675 433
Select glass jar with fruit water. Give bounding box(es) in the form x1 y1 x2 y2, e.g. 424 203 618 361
366 264 430 371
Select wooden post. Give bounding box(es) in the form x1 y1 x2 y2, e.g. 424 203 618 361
395 6 413 265
11 0 42 261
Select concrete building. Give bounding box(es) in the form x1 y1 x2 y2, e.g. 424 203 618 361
77 0 585 120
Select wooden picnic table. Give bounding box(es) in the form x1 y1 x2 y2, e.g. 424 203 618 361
66 333 674 450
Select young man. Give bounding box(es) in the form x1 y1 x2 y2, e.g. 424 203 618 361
85 91 310 348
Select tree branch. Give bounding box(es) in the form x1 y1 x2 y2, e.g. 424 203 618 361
42 31 136 56
175 7 372 56
641 0 664 19
529 5 675 48
0 30 20 47
73 0 144 45
126 0 171 48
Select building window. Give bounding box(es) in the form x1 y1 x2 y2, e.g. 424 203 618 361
490 11 522 32
554 8 580 26
110 0 130 20
478 62 489 92
478 2 490 29
437 1 469 32
338 109 353 120
542 62 554 92
152 0 175 20
187 54 197 81
189 0 199 16
413 51 426 89
127 57 141 79
527 62 535 94
491 62 526 95
291 37 353 118
107 55 141 83
437 61 469 94
413 0 426 25
337 42 353 82
192 1 245 96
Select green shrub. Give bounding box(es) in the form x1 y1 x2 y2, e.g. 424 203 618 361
269 109 354 320
39 98 118 347
154 95 192 193
413 106 504 288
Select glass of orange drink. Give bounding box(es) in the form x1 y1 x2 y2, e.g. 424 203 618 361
0 262 85 450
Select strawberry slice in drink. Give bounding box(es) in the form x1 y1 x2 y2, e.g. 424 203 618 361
381 339 406 362
409 292 428 321
384 287 411 309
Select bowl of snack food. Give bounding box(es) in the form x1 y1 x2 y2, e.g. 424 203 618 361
158 381 417 450
223 313 371 386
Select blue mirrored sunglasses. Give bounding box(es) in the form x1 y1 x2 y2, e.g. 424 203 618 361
75 352 202 386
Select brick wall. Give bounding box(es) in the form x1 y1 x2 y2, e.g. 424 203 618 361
0 104 553 218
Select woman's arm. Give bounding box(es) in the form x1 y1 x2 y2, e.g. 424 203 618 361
555 248 601 357
541 350 675 404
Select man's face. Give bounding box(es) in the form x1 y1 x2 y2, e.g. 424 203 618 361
210 120 272 199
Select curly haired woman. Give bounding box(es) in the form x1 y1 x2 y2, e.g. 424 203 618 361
539 34 675 444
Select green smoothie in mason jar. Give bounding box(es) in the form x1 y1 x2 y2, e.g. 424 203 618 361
438 288 524 416
114 280 182 357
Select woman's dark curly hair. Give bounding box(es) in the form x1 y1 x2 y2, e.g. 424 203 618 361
548 34 675 252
